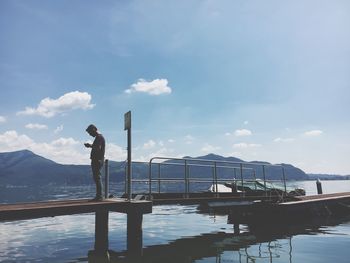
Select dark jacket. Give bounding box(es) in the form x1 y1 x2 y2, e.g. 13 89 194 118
90 133 105 161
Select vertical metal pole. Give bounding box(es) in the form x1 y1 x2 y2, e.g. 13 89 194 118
127 127 131 200
104 159 109 199
187 166 191 194
253 170 257 190
124 165 127 194
234 167 237 192
240 163 244 195
282 166 287 193
158 163 161 193
124 111 132 201
316 179 323 194
262 165 267 197
212 167 215 192
184 160 188 197
148 160 152 199
214 162 218 196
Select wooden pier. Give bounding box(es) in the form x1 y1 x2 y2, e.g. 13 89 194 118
0 198 152 221
225 192 350 225
0 198 152 261
1 191 350 261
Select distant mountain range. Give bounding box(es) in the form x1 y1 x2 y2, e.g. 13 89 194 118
0 150 348 187
0 150 125 186
308 173 350 180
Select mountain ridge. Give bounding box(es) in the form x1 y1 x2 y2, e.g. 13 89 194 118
0 150 348 186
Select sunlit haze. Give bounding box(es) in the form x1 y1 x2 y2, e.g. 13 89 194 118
1 0 349 174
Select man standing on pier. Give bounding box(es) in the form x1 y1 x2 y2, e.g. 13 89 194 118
84 124 105 201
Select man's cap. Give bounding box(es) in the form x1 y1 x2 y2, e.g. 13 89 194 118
86 124 97 132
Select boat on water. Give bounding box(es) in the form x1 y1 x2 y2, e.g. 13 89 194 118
208 179 305 197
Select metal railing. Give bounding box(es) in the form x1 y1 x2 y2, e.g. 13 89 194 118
125 157 288 201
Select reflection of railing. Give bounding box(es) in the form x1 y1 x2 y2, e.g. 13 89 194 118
238 237 292 263
110 229 294 263
126 157 288 200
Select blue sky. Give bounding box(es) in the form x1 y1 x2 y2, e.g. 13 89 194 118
0 0 349 174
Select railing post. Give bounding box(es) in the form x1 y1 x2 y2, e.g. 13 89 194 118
240 163 244 196
316 179 323 194
253 170 257 190
282 166 287 195
262 165 267 197
234 167 238 192
184 160 188 197
158 163 161 194
214 162 218 197
187 166 191 195
148 160 152 199
212 166 215 192
104 159 109 199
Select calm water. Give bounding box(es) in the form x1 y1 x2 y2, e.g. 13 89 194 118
0 180 349 262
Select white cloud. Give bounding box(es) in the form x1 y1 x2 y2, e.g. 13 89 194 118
184 135 195 144
152 147 174 157
0 130 86 164
51 137 79 147
136 147 175 162
17 91 95 118
0 130 34 150
25 123 48 130
233 143 262 149
54 125 64 134
105 143 126 161
274 137 295 143
201 143 221 153
304 130 323 137
143 139 156 149
0 130 126 164
37 138 85 164
243 121 249 125
125 78 172 95
0 116 6 123
168 139 175 143
225 132 231 136
234 129 252 136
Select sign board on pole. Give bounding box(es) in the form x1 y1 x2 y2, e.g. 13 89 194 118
124 111 131 130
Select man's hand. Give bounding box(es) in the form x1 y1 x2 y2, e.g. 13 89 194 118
84 143 92 148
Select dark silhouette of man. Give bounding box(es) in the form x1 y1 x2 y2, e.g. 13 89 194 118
84 124 105 201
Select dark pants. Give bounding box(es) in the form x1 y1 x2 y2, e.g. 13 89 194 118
91 159 103 198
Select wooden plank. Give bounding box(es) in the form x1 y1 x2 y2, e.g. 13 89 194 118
281 193 350 206
152 195 285 205
0 198 152 222
295 192 350 201
0 199 120 210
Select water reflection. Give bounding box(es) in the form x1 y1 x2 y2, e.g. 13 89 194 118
86 215 350 263
1 182 349 262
